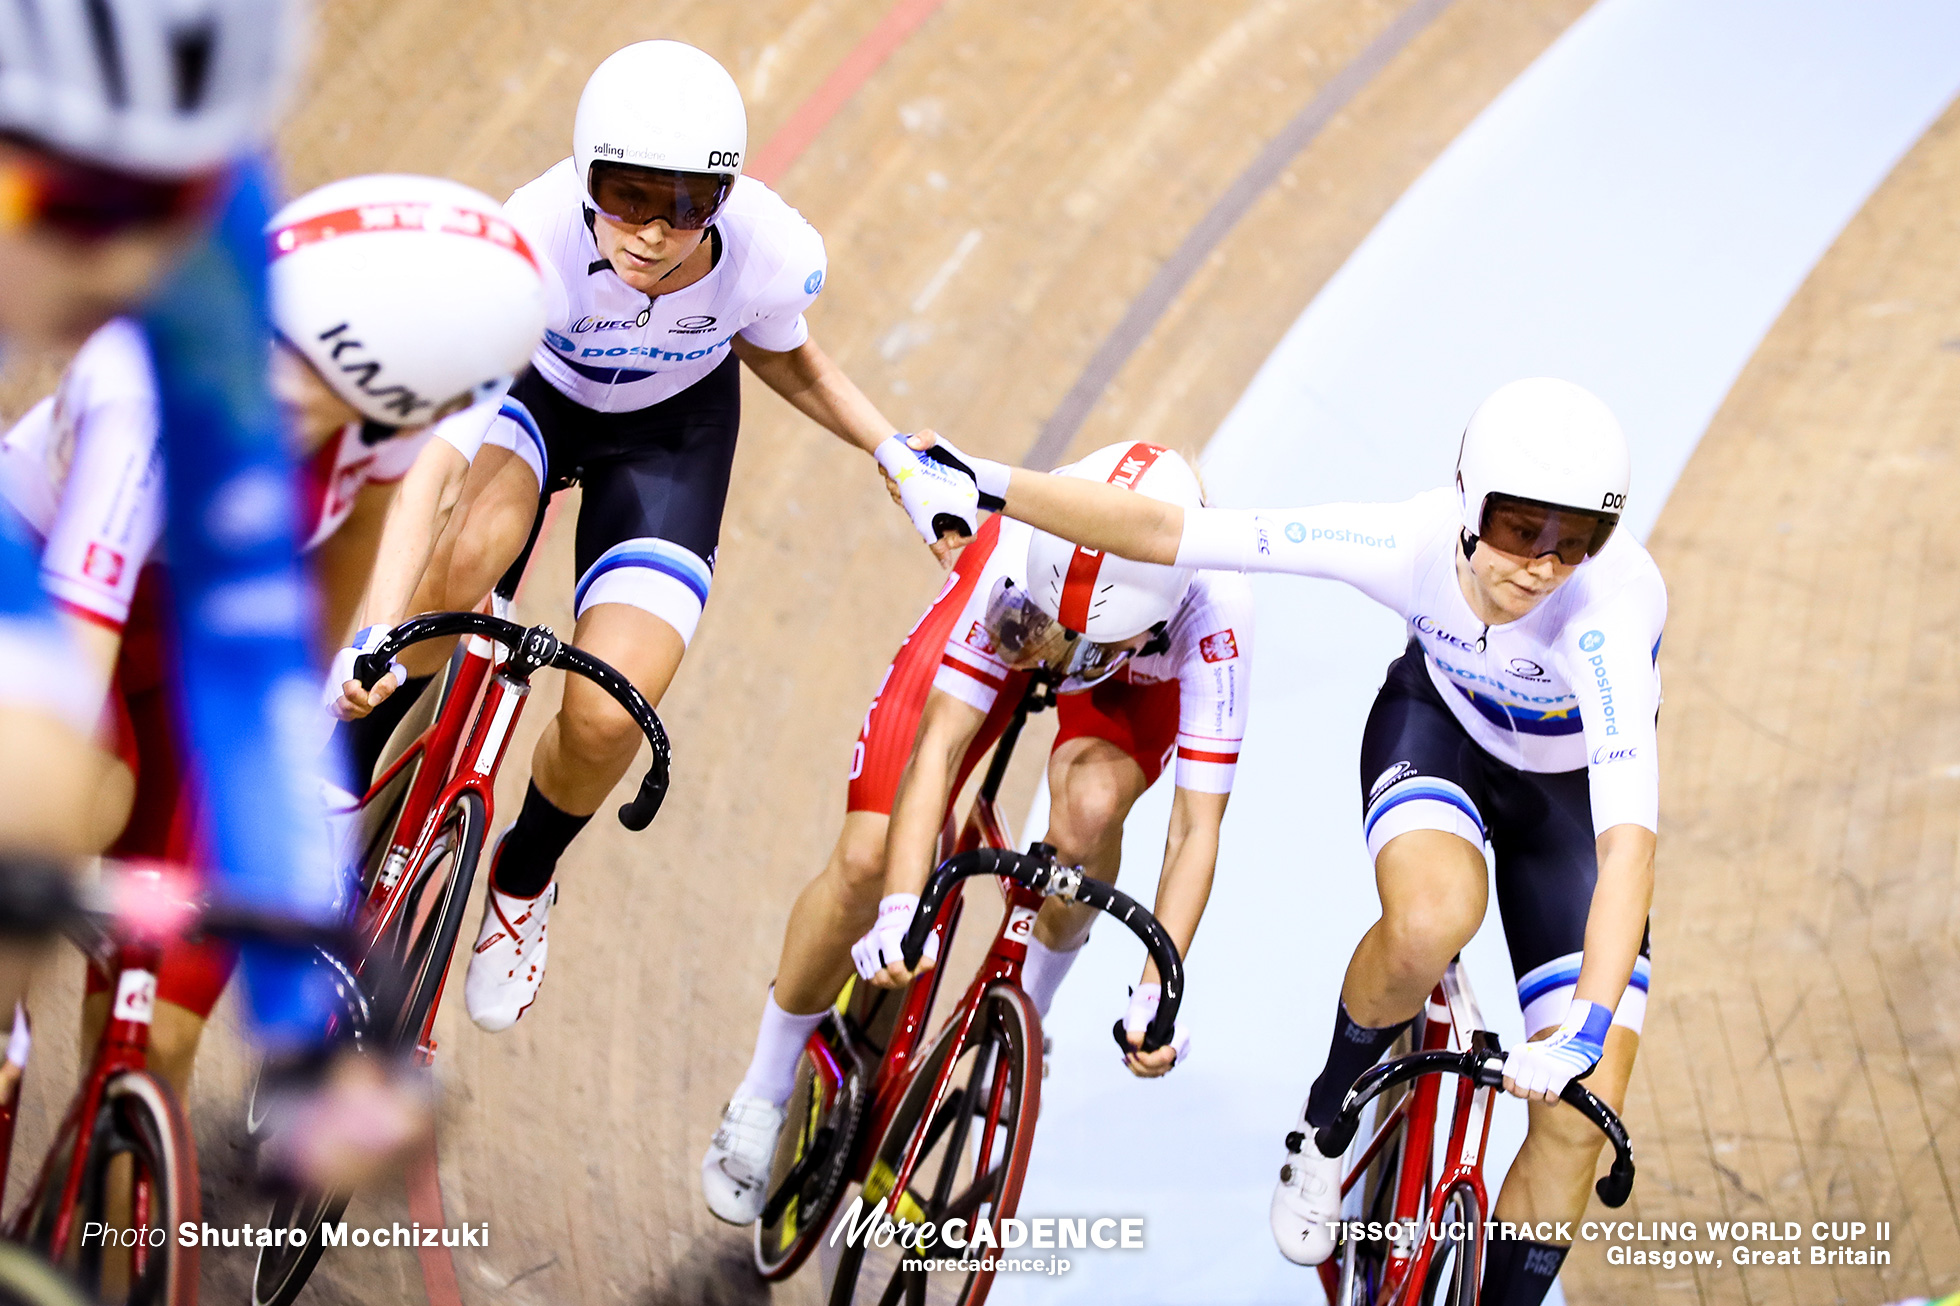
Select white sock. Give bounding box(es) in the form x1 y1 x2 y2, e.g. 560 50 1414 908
734 988 828 1107
1022 935 1087 1018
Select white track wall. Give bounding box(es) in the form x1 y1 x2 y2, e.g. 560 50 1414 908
996 2 1960 1303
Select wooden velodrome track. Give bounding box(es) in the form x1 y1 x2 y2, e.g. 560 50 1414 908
1 1 1957 1302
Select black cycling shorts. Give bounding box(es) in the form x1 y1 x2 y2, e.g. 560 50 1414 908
491 355 741 643
1358 640 1652 1035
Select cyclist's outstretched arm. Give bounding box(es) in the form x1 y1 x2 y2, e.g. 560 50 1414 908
1575 823 1655 1024
1143 786 1227 984
994 467 1185 566
860 688 986 989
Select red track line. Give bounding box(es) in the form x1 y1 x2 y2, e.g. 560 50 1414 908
415 5 950 1303
746 0 953 185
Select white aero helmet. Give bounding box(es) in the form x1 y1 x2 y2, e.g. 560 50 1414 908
0 0 304 176
1025 442 1201 642
573 41 746 230
1456 378 1630 565
268 174 548 426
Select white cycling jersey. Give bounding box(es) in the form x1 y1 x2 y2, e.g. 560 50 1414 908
509 161 827 413
1176 488 1664 832
939 517 1255 794
0 319 493 628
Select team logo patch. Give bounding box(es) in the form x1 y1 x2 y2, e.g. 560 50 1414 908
805 270 825 295
1285 521 1307 543
1200 630 1238 663
81 543 125 585
964 621 996 654
1579 629 1606 653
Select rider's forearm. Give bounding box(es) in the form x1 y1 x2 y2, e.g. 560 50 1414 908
355 443 469 633
1001 469 1184 565
1572 823 1656 1016
1139 788 1226 983
882 704 982 899
736 336 894 455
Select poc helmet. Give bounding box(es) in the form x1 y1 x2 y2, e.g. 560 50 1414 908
573 41 746 228
1025 442 1202 642
0 0 304 176
1456 378 1629 564
268 175 549 426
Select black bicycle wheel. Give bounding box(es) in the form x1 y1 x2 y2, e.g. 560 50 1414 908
827 984 1041 1306
373 788 486 1052
0 1246 91 1306
753 1029 865 1279
1416 1185 1482 1306
31 1071 202 1306
249 1186 350 1306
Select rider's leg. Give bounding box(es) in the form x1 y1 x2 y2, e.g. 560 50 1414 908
1481 1028 1637 1305
1303 829 1486 1127
338 445 540 784
1025 737 1148 1016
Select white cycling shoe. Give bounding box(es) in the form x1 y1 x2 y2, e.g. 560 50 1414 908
1271 1125 1342 1266
701 1095 787 1225
464 841 557 1032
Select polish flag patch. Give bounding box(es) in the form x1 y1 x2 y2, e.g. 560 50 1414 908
1200 630 1239 663
964 621 996 653
81 543 125 585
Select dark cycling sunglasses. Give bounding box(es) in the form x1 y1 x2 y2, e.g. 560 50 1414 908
587 161 733 231
1477 492 1618 566
0 136 223 241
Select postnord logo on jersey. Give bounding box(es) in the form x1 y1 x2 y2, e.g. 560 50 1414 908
1200 630 1238 663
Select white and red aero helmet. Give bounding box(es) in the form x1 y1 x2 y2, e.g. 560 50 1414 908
267 174 548 426
1025 442 1201 642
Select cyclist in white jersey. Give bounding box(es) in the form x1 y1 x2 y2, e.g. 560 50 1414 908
926 380 1663 1306
330 40 979 1036
701 443 1252 1223
0 175 542 1121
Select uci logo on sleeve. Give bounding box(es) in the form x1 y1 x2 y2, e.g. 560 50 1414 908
1579 630 1605 653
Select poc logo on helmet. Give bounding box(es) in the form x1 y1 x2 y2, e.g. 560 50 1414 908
706 150 742 170
1601 491 1626 512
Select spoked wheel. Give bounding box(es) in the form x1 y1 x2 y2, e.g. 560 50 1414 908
754 1026 865 1279
1327 1024 1416 1306
249 1186 349 1306
371 789 486 1052
17 1072 200 1306
1416 1186 1482 1306
827 984 1041 1306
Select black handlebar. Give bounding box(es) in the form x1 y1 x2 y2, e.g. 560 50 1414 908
900 844 1187 1054
1311 1040 1636 1208
355 612 672 831
0 858 357 954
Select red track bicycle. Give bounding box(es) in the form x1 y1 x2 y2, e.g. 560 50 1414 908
250 610 671 1305
752 684 1186 1306
0 860 349 1306
1310 959 1636 1305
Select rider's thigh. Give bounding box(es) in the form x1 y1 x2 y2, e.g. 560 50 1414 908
1044 736 1149 865
556 603 687 759
1373 828 1488 959
0 707 97 853
443 447 541 607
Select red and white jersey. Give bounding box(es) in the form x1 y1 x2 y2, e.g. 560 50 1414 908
935 517 1254 793
0 318 486 628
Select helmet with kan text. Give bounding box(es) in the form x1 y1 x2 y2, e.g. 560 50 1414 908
572 41 746 231
268 174 548 426
1023 442 1202 643
1456 378 1630 565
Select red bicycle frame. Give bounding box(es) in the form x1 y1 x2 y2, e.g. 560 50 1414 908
1319 960 1498 1305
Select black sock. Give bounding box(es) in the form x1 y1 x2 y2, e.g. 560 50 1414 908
336 674 435 787
1303 1001 1414 1135
492 782 592 898
1479 1237 1568 1306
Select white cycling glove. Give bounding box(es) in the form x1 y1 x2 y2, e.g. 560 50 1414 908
1499 998 1611 1099
324 625 404 720
851 892 941 980
920 434 1011 510
874 434 990 545
1121 982 1190 1067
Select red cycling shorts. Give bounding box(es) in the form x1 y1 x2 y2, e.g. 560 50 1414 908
846 516 1187 814
85 568 238 1020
